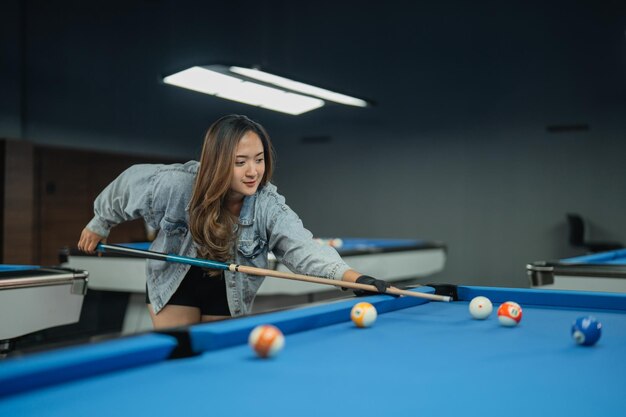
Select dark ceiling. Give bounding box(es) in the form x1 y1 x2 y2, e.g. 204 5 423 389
6 0 626 155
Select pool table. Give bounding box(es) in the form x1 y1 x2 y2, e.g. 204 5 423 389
2 285 625 417
60 238 446 333
528 248 626 293
0 265 88 354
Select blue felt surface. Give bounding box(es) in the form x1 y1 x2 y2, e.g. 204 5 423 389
189 287 433 352
117 238 425 254
118 242 152 250
0 334 178 398
0 264 40 272
459 286 626 311
332 237 423 250
561 248 626 265
1 293 625 417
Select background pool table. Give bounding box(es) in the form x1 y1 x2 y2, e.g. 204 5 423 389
528 248 626 293
0 265 87 355
2 285 625 417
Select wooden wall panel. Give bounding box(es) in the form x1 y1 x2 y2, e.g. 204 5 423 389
2 140 35 264
35 146 182 266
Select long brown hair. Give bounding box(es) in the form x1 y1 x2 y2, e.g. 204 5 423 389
189 115 274 267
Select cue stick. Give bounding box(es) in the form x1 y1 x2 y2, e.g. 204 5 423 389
96 243 451 302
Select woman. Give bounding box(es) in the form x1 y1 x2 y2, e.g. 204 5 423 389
78 115 390 328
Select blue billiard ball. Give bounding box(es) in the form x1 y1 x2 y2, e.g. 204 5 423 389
571 316 602 346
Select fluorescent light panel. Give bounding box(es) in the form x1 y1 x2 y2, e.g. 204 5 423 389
163 66 324 115
229 66 368 107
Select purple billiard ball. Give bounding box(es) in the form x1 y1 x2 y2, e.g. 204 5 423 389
571 316 602 346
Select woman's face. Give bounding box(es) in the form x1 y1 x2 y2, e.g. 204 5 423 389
229 131 265 200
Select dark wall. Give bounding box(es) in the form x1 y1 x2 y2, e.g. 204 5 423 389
273 124 626 287
1 1 625 286
6 1 622 152
0 0 23 139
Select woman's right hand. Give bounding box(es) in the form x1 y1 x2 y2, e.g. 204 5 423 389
77 228 106 254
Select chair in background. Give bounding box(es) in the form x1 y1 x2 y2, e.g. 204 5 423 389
566 213 624 253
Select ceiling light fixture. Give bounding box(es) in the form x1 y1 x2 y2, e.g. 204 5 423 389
163 65 368 115
229 66 368 108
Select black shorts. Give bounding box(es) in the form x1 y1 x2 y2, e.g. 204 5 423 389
146 266 231 316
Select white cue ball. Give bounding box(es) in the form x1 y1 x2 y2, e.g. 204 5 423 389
469 296 493 320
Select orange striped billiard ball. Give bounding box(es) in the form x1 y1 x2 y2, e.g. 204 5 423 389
248 324 285 358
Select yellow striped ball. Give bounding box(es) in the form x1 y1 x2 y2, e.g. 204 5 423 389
351 302 377 328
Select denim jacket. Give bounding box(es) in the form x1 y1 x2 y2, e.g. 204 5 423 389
86 161 351 316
